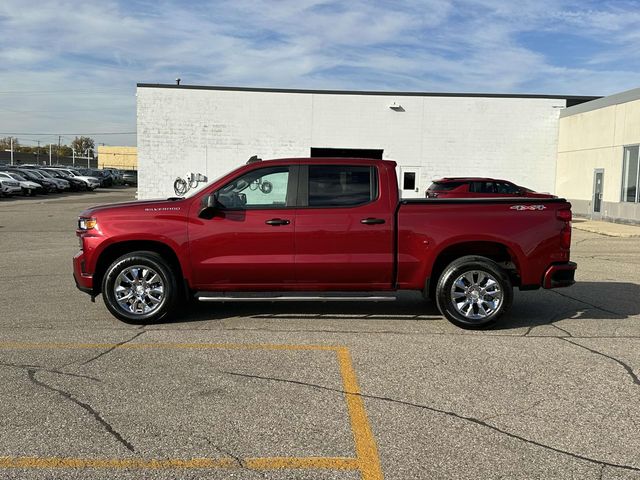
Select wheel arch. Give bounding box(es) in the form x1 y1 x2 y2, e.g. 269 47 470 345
93 240 186 297
425 240 522 298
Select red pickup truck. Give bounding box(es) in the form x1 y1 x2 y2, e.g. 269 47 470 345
74 158 576 329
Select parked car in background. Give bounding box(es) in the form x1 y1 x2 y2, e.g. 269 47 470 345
0 176 22 196
9 168 56 193
122 170 137 186
103 168 124 185
0 171 41 195
33 169 70 192
79 168 113 187
43 168 87 191
425 178 556 199
51 167 100 190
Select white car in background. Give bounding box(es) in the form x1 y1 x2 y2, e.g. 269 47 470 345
0 176 22 196
0 171 41 196
56 168 100 190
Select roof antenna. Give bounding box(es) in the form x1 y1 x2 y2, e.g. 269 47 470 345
176 78 181 85
246 155 262 164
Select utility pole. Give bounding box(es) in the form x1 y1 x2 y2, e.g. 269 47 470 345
72 147 75 167
49 144 52 165
57 135 61 163
36 140 40 164
10 137 13 165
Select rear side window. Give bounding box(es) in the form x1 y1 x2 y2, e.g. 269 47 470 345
308 165 375 207
428 181 464 192
470 181 496 193
495 182 520 194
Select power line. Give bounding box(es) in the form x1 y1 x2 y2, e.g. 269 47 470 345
0 131 136 135
0 89 132 95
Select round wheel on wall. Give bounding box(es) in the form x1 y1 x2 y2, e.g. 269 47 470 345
435 255 513 329
102 251 178 324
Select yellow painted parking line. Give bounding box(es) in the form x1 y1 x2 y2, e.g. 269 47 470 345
245 456 359 470
337 347 384 480
0 342 384 479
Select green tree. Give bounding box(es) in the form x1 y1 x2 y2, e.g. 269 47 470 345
57 145 73 156
71 136 95 155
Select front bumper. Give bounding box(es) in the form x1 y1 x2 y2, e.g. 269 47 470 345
543 262 577 289
73 250 94 295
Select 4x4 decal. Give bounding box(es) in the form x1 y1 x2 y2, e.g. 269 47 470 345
510 205 547 211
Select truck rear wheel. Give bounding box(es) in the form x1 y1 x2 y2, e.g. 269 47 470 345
102 251 178 324
435 256 512 329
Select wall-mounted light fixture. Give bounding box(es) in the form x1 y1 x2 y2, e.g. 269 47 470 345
389 102 405 111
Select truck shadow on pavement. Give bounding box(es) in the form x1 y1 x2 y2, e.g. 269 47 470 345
166 282 640 331
504 281 640 331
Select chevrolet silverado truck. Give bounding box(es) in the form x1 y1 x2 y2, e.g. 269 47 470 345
74 158 576 329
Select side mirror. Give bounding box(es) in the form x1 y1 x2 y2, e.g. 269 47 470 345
199 193 220 219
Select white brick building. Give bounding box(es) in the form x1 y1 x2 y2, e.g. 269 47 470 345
136 84 596 200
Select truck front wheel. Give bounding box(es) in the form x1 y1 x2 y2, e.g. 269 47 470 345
435 256 513 329
102 251 178 324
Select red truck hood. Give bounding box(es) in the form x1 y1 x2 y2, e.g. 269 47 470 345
80 198 189 217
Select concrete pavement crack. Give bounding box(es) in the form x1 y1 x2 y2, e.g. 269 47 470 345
78 331 146 367
524 309 575 337
27 369 135 452
0 361 101 382
221 370 640 473
560 338 640 386
197 433 267 479
481 398 546 422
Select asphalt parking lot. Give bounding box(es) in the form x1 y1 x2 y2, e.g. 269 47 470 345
1 189 639 480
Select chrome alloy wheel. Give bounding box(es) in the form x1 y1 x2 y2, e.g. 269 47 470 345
114 266 165 315
450 270 502 320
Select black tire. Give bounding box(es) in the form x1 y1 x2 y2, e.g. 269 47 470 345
435 255 513 329
102 251 179 324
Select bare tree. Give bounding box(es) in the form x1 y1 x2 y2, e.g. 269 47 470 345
71 136 95 155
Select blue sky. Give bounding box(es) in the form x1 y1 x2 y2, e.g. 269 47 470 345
0 0 639 147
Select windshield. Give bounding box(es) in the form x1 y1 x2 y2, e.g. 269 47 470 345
29 170 45 179
38 170 55 179
8 173 26 181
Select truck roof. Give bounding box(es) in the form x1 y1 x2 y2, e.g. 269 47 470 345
253 157 398 167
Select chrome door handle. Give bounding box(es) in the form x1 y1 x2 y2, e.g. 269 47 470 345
360 218 385 225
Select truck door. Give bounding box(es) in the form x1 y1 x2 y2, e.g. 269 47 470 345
188 165 297 289
294 164 394 288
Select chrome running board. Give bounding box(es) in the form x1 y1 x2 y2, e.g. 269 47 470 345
195 292 397 302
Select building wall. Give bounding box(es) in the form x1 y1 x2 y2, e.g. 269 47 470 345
557 97 640 223
97 146 137 170
137 87 565 199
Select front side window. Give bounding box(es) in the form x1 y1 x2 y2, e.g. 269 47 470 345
622 145 639 203
308 165 375 207
216 166 290 209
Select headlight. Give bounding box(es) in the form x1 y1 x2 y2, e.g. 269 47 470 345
78 217 97 230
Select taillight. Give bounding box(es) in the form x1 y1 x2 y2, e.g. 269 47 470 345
557 208 572 249
556 208 572 221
